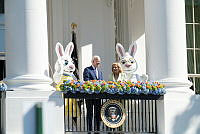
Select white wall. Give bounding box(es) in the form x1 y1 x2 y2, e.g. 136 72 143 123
129 0 146 75
47 0 65 77
49 0 115 80
156 90 200 134
2 91 64 134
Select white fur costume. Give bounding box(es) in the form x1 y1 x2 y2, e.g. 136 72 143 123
116 42 148 82
53 42 76 88
53 42 80 130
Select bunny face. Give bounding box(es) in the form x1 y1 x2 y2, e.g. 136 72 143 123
55 42 75 75
58 56 75 74
120 53 137 72
116 42 138 73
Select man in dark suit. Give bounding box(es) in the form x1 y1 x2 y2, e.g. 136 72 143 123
83 55 103 132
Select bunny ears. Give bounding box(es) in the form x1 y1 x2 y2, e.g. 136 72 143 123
116 42 137 58
55 42 74 58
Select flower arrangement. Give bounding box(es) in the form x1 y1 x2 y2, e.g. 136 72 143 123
60 80 166 95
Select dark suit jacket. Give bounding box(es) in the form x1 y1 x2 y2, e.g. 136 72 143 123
83 65 103 81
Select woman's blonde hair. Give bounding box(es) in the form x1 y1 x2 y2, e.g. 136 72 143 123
112 62 123 73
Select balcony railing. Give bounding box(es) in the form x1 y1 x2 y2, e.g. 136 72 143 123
63 92 163 133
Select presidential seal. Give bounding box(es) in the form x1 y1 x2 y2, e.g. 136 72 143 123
101 100 126 128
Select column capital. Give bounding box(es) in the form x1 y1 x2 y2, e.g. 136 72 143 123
158 77 194 94
4 74 55 91
158 77 192 88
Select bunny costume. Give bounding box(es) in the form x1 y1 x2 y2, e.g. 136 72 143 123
116 42 148 82
53 42 80 128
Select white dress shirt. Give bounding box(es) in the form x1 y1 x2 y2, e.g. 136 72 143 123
92 65 98 79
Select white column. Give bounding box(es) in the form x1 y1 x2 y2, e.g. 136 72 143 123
4 0 54 90
145 1 196 134
145 0 192 89
3 1 64 133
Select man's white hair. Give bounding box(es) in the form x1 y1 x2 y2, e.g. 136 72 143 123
91 55 101 62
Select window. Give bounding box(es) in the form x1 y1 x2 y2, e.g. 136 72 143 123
0 59 5 80
0 0 5 80
185 0 200 94
0 0 4 14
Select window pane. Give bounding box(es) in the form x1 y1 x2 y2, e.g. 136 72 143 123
185 0 193 23
189 77 194 91
0 28 5 52
0 0 4 14
195 77 200 94
186 24 194 48
196 50 200 73
195 24 200 48
187 50 194 74
194 0 200 23
0 60 5 80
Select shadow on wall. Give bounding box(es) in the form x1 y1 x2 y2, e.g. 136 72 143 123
48 91 63 107
23 103 36 134
172 95 200 134
132 0 145 41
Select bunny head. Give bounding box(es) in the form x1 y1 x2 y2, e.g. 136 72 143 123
116 42 138 73
55 42 75 75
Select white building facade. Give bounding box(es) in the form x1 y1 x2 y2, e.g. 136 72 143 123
0 0 200 134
